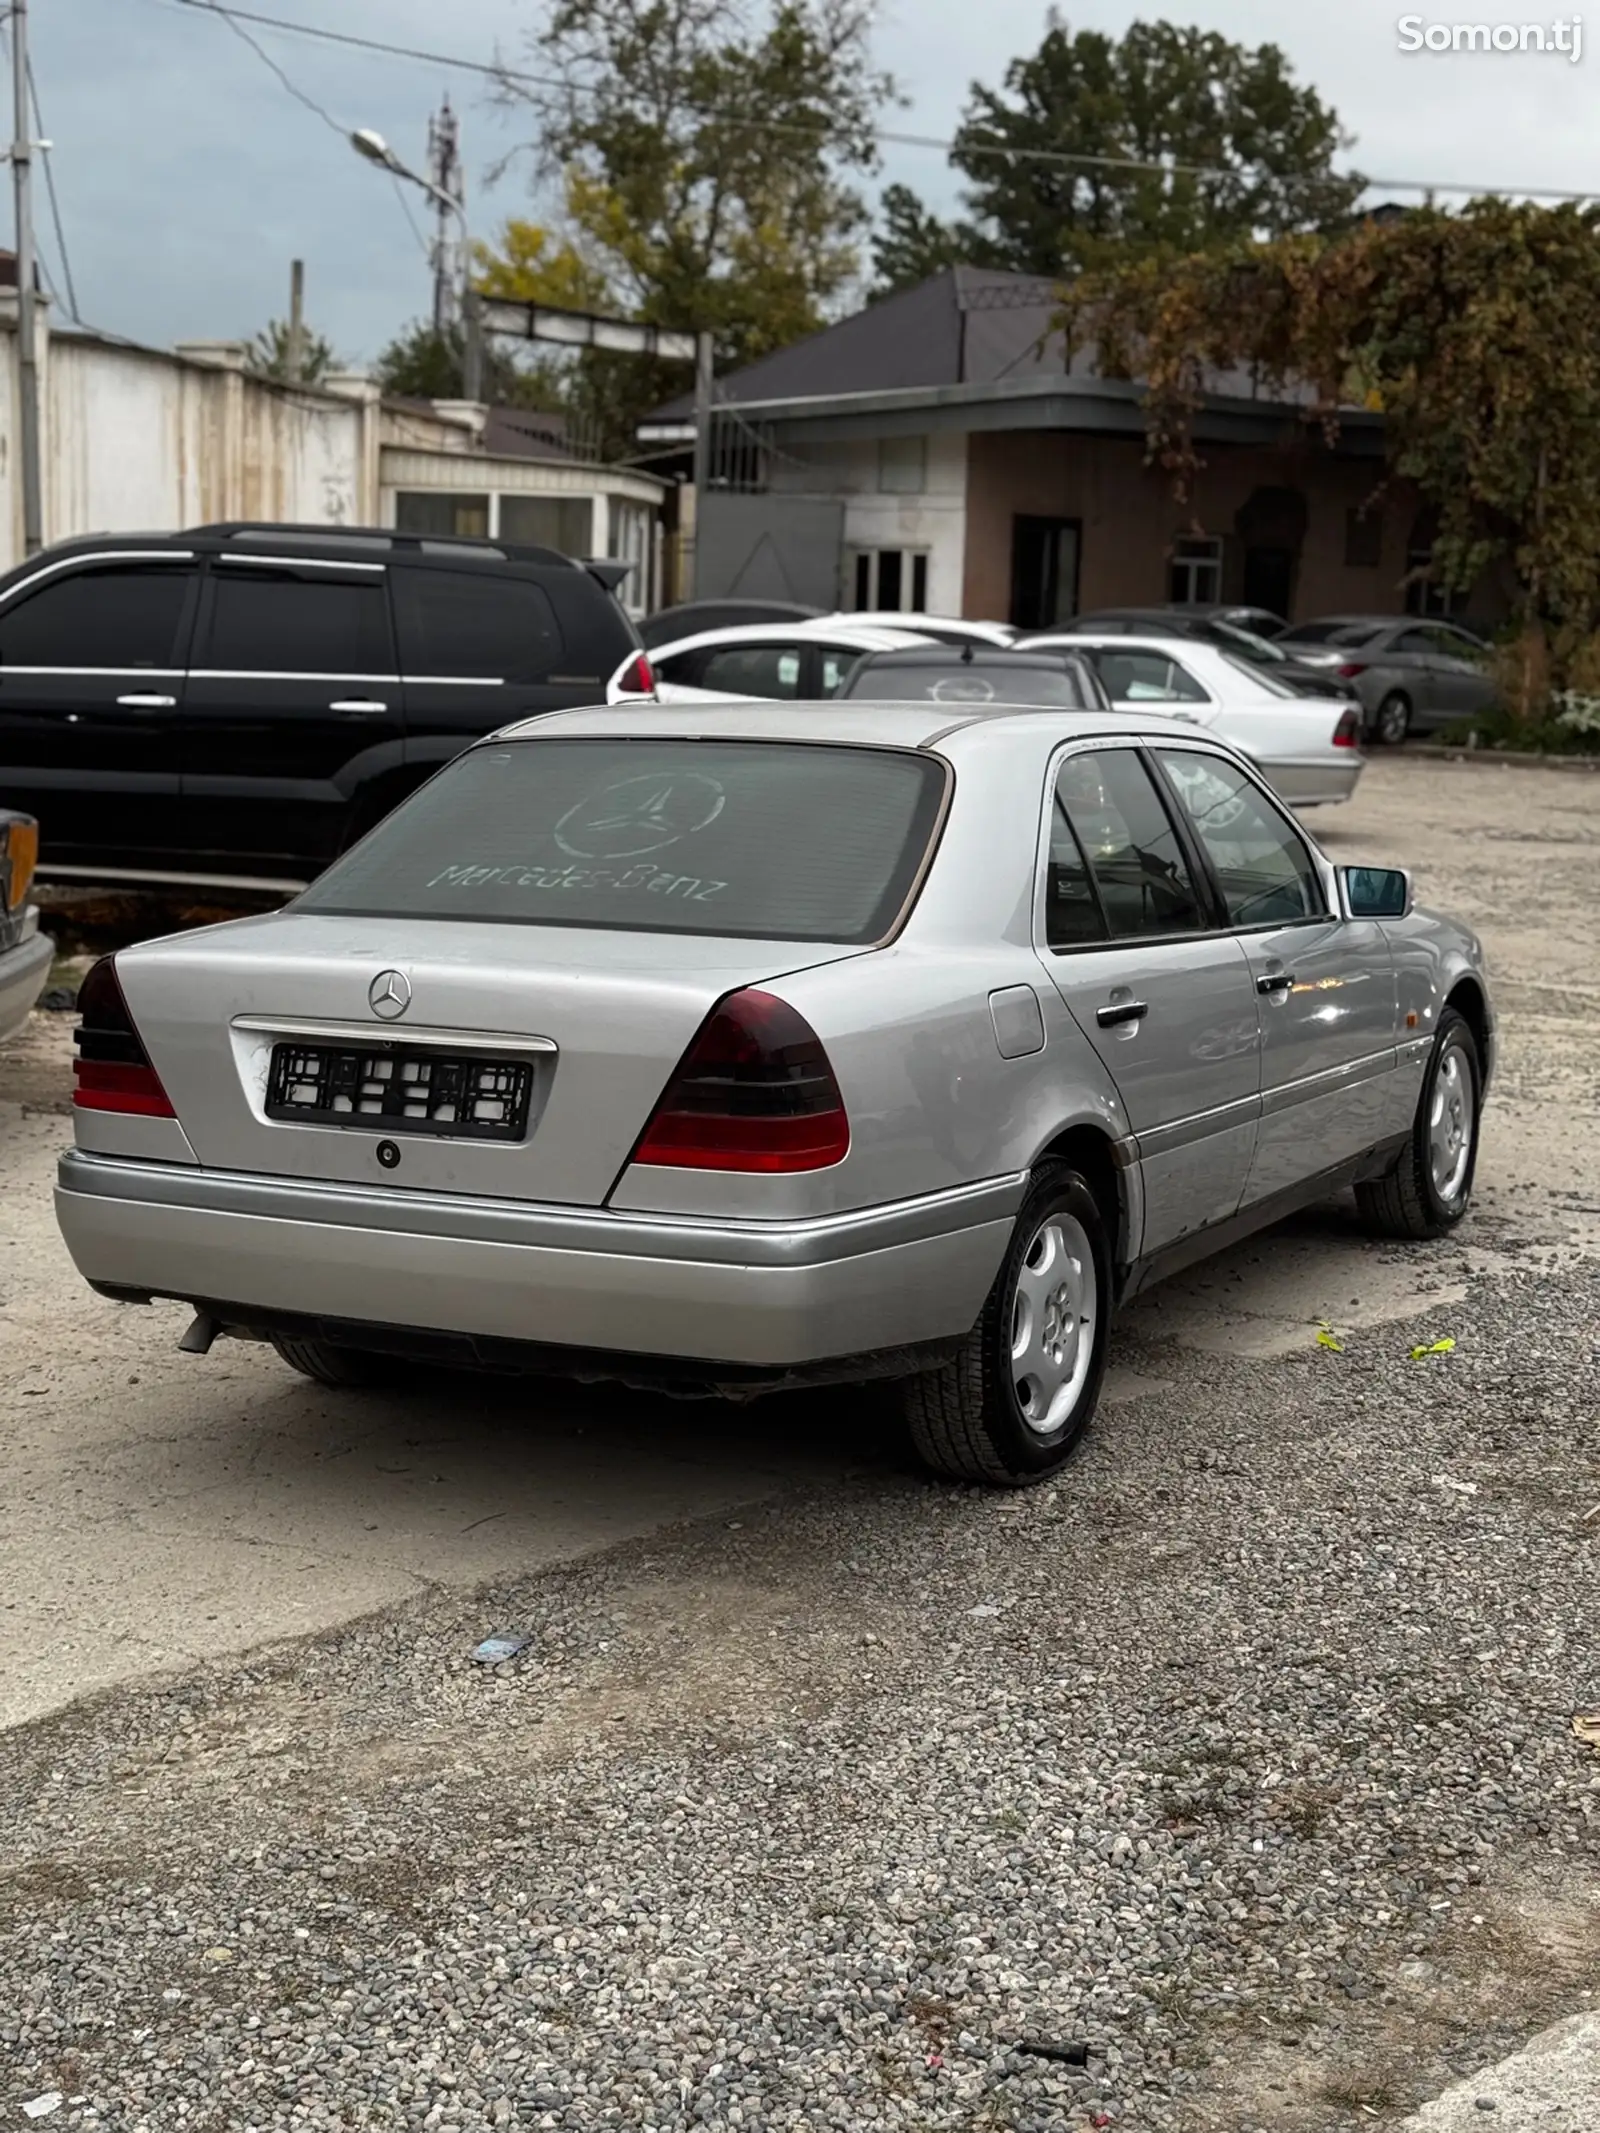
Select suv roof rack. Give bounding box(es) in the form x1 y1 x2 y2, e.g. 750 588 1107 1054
186 522 574 569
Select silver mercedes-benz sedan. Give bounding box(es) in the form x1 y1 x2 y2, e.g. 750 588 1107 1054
54 703 1493 1487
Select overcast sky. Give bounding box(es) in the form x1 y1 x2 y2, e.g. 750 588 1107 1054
25 0 1599 365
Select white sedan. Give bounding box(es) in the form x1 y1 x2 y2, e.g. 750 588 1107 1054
1026 633 1364 807
643 620 933 705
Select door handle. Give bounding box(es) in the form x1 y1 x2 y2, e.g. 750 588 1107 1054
329 698 389 714
115 693 177 710
1096 999 1149 1028
1256 971 1296 995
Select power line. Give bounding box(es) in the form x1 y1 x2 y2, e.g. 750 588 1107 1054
157 0 1600 205
28 55 79 319
186 0 344 137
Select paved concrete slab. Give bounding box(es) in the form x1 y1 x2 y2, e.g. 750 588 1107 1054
1398 2010 1600 2128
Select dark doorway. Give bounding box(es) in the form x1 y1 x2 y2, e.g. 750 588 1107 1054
1242 545 1295 619
1011 516 1081 629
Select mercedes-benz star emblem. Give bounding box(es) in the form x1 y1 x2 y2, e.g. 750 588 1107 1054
368 969 412 1020
554 772 725 860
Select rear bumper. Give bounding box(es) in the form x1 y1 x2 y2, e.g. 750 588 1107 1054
0 919 51 1043
1269 757 1364 807
55 1150 1021 1373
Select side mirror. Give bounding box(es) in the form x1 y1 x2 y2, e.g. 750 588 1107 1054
1341 864 1412 920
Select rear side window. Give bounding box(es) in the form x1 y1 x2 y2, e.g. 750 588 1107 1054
295 738 948 943
1053 749 1203 940
394 568 566 681
1086 649 1209 703
0 563 194 668
696 644 803 698
200 569 392 674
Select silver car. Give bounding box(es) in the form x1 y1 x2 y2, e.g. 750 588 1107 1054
1276 617 1499 744
55 705 1493 1487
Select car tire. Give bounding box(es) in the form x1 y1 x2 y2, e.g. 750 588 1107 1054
270 1334 394 1388
901 1164 1112 1487
1355 1007 1481 1240
1372 691 1412 745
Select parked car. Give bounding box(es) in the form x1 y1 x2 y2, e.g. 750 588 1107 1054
649 619 932 702
638 598 822 649
820 612 1019 649
57 700 1492 1488
836 644 1111 710
0 523 650 883
1033 609 1354 698
1179 603 1289 639
1275 617 1498 744
1025 633 1364 807
0 807 51 1042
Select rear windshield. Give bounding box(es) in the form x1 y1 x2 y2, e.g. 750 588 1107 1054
294 737 947 943
848 662 1087 707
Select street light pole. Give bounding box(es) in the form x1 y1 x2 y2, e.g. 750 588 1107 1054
352 126 484 404
10 0 43 555
689 330 714 600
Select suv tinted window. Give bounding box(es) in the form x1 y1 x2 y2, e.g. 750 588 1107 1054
0 563 193 668
200 569 393 674
294 738 947 943
1054 749 1203 939
395 567 566 681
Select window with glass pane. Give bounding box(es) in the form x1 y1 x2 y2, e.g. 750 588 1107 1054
393 568 563 681
1156 750 1324 928
498 495 593 555
698 643 803 698
1045 788 1107 946
394 492 491 539
201 572 392 674
0 564 193 668
1088 649 1209 703
1056 750 1203 939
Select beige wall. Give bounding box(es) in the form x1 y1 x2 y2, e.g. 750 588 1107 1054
962 429 1420 625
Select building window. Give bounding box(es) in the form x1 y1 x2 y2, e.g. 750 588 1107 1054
1168 535 1222 606
851 547 929 613
608 500 654 617
877 436 927 495
499 495 594 556
1344 507 1383 568
1404 549 1464 617
394 491 490 539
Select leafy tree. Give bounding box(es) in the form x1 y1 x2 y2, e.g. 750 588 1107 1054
879 14 1361 285
489 0 894 449
247 317 338 384
871 184 966 295
372 319 565 410
1070 200 1600 712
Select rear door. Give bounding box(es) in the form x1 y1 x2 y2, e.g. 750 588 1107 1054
1034 742 1262 1254
1418 623 1495 717
1151 744 1400 1206
394 564 599 779
181 556 403 872
0 554 197 858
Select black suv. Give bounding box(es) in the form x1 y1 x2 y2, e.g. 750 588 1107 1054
0 523 648 880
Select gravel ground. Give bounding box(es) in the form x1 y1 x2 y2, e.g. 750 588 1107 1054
3 1256 1599 2133
3 756 1599 2131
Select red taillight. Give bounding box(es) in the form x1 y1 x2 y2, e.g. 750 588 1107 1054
1334 708 1361 748
633 988 849 1173
1336 661 1368 678
615 652 656 696
73 956 175 1117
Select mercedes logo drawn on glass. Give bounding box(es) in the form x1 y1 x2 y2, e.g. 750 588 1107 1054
368 969 412 1020
554 773 726 860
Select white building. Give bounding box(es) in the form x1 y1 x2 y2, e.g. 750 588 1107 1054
0 295 667 613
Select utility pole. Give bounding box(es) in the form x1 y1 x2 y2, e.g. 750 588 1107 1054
426 95 482 402
426 98 460 335
10 0 43 555
285 258 305 385
689 330 714 599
